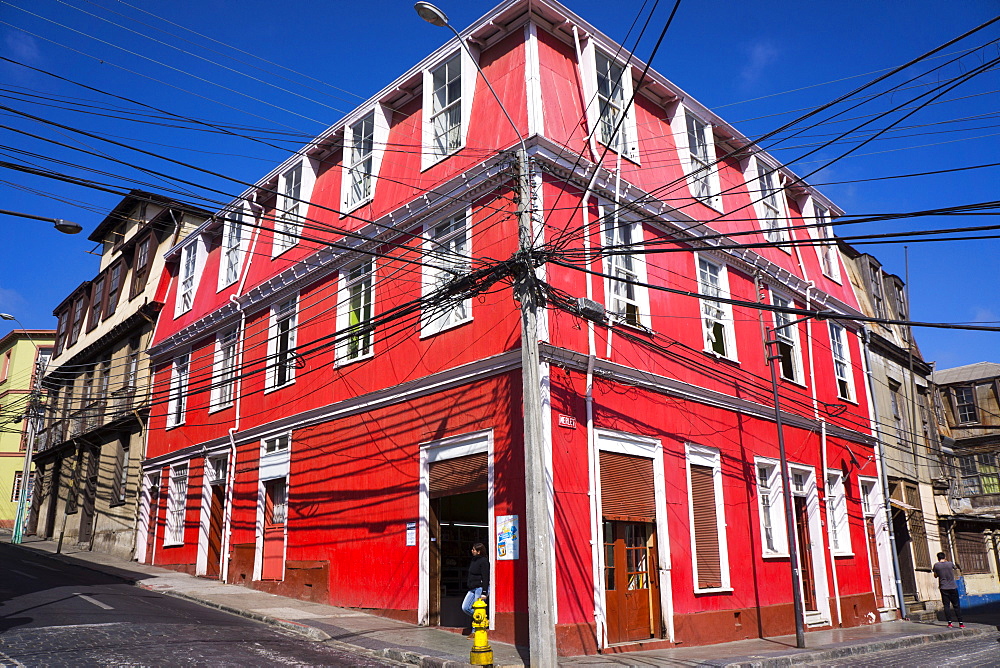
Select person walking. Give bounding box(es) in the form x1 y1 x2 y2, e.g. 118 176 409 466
462 542 490 629
932 551 964 628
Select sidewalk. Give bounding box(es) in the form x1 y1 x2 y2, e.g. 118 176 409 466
6 536 996 667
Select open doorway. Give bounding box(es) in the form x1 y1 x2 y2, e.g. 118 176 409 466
430 490 488 627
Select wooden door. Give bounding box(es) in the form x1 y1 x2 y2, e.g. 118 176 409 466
206 484 225 578
604 520 659 644
145 474 160 561
261 478 286 581
428 498 442 625
794 496 817 611
865 517 883 603
79 446 99 543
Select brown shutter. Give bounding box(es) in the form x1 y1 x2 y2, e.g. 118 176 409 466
690 464 723 589
955 530 990 574
599 451 655 522
429 453 488 499
904 483 932 569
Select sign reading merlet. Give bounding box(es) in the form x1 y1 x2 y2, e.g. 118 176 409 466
558 414 577 429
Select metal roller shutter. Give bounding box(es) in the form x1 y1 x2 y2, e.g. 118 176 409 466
599 451 655 522
429 453 488 499
690 464 723 589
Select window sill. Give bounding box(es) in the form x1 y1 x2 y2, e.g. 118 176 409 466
207 402 233 415
264 380 296 395
166 421 185 431
692 191 724 215
596 139 640 166
821 271 842 285
833 551 855 558
420 315 473 340
702 348 740 366
836 394 859 406
162 541 184 548
421 146 463 173
694 586 734 595
271 244 299 260
342 196 374 217
216 278 238 293
337 350 374 368
762 552 791 560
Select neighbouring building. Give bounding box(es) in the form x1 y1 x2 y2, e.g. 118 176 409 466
30 191 209 558
840 246 944 620
0 328 54 530
932 361 1000 610
139 0 885 654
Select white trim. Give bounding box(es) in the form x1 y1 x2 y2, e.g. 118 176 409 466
829 322 857 402
272 158 318 257
857 475 894 610
164 461 189 547
684 443 730 593
601 206 651 330
175 236 207 318
750 157 790 247
341 105 392 213
421 209 473 337
825 469 852 557
695 254 737 361
771 290 804 385
581 41 639 163
196 461 212 576
166 352 190 429
135 471 159 563
265 295 298 391
524 22 544 137
807 198 842 284
753 457 789 558
675 108 722 211
217 202 251 291
788 464 831 624
336 260 376 364
209 327 239 412
421 46 478 170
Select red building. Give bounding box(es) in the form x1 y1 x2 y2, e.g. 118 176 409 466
140 0 886 655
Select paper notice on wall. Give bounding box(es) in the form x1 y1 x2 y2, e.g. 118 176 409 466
496 514 519 560
406 522 416 546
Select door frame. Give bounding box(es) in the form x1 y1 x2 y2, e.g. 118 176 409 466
592 429 672 648
788 464 831 625
254 432 291 581
858 475 894 610
418 429 494 629
135 470 160 564
197 453 229 576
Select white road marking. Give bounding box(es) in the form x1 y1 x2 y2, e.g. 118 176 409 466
9 569 37 579
75 593 113 610
32 563 59 571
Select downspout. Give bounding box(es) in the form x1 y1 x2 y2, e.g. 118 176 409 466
861 326 908 619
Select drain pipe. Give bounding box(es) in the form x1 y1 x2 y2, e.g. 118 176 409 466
861 327 907 620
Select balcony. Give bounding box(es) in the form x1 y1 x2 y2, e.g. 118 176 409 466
36 419 65 453
69 400 106 437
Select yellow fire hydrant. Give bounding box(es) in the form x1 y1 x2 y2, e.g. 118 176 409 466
469 597 494 666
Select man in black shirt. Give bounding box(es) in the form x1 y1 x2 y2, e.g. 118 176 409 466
932 551 964 628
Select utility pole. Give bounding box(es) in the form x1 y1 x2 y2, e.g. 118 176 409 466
12 359 42 544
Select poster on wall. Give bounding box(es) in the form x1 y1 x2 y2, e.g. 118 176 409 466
496 514 519 560
406 522 416 546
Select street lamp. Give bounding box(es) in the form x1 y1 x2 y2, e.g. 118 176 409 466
413 5 556 666
1 313 45 544
0 209 82 234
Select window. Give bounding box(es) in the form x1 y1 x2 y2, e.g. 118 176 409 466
124 338 140 389
860 479 876 516
686 444 729 591
684 113 718 206
10 470 31 503
165 463 188 545
593 51 637 160
829 322 854 401
220 207 246 288
813 204 841 282
346 113 375 208
826 472 851 555
263 434 290 454
166 353 190 428
428 54 462 161
959 453 1000 496
55 311 69 355
756 162 788 244
889 380 910 449
423 211 472 335
105 262 123 317
339 262 374 362
212 328 239 409
771 293 801 382
98 357 111 400
274 163 303 256
113 440 129 505
867 260 885 319
953 386 978 424
755 460 787 556
697 256 735 359
956 530 991 574
88 278 105 330
177 242 198 315
69 295 86 345
267 298 297 389
603 216 648 328
131 234 152 298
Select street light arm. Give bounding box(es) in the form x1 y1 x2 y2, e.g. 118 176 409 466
0 208 82 234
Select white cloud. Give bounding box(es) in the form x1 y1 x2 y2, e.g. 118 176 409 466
739 41 779 89
0 285 26 313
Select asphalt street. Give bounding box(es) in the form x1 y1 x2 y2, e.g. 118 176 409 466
0 543 398 667
806 634 1000 667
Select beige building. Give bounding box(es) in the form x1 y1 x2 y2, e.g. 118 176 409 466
30 191 208 558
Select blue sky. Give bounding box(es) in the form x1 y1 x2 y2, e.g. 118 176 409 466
0 0 997 369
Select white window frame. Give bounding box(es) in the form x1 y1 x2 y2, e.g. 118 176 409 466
581 46 639 162
677 109 721 210
166 352 190 428
341 106 391 212
266 297 298 391
754 458 789 558
175 240 202 317
164 462 189 546
263 433 290 455
272 159 317 257
826 470 852 556
771 291 803 384
601 208 650 329
219 204 250 290
752 158 789 245
829 322 856 401
337 260 375 363
210 327 239 412
685 443 730 593
421 49 476 169
696 254 737 360
421 210 472 337
811 201 841 283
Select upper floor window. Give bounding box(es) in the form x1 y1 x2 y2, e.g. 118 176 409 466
867 260 885 319
430 54 461 160
826 471 851 555
220 207 247 289
602 214 648 328
166 353 190 428
813 204 841 282
683 112 720 208
346 113 375 208
755 161 788 244
771 292 801 383
55 311 69 355
212 328 239 410
131 233 153 299
697 256 735 359
69 295 86 345
106 262 123 318
593 50 638 161
422 211 472 336
176 242 198 316
263 433 290 454
274 163 303 256
338 262 374 362
88 277 105 330
829 322 855 401
953 386 978 424
755 460 788 556
267 298 297 389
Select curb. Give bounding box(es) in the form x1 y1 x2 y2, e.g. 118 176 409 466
721 626 993 667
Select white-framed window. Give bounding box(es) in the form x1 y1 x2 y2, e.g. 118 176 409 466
211 328 239 410
826 470 851 555
341 107 391 212
755 459 788 557
754 159 789 244
829 322 855 401
422 210 472 336
274 163 302 256
859 478 877 517
681 110 721 209
166 352 190 428
267 297 297 390
176 242 199 316
812 203 841 282
263 434 290 454
219 205 249 289
771 292 802 383
602 212 649 329
592 49 639 161
686 443 730 592
337 261 375 362
165 462 188 546
696 255 736 360
422 50 474 168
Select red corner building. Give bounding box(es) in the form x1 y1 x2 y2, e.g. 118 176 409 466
140 0 891 655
